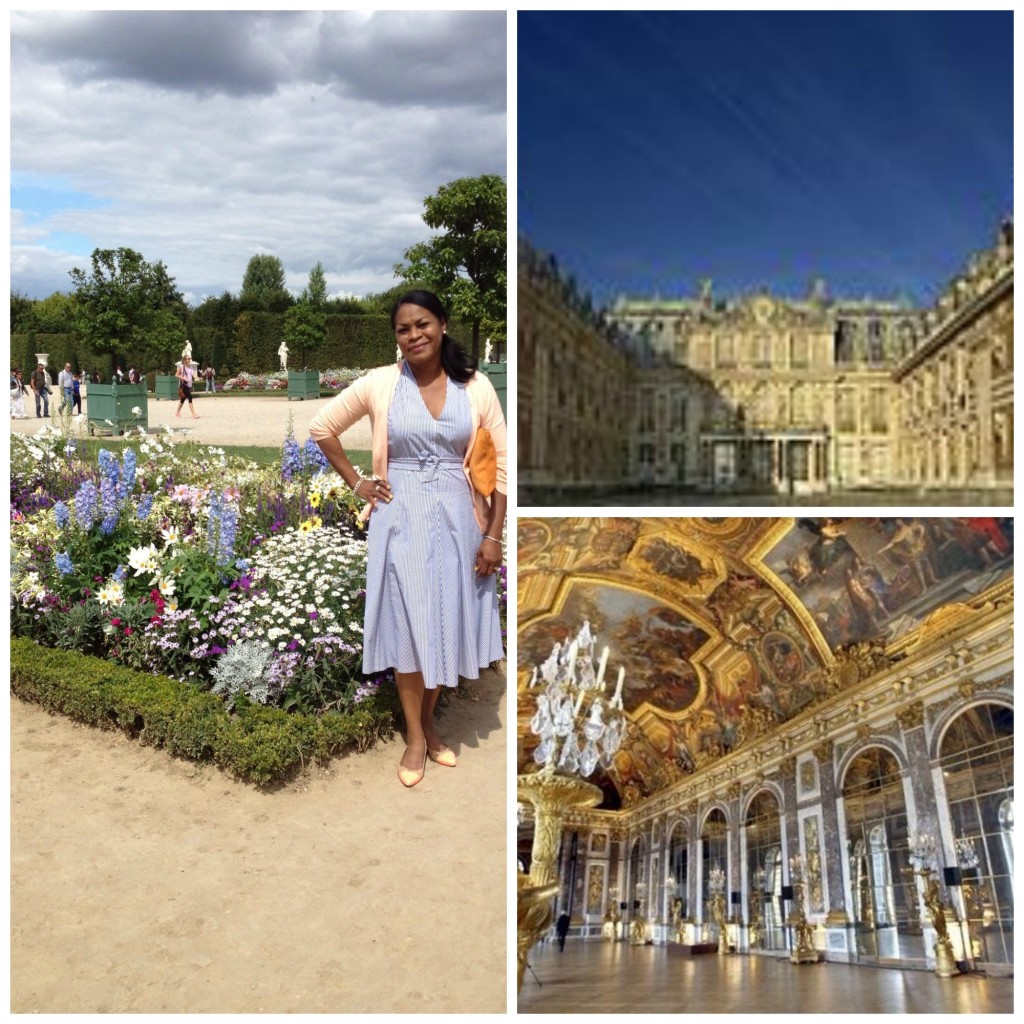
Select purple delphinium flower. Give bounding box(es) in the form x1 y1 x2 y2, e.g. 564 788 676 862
217 499 239 566
54 551 74 575
281 437 302 482
136 493 155 520
53 501 70 529
118 448 137 501
98 476 119 536
74 480 99 530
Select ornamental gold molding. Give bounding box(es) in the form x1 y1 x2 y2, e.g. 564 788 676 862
896 700 926 731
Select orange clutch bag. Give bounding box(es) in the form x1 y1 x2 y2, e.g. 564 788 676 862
469 428 497 496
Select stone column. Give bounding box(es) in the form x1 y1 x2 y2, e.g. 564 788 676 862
687 800 700 931
778 754 800 946
727 782 743 935
558 827 576 918
898 702 939 835
814 742 847 923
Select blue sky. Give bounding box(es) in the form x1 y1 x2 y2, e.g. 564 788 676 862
518 10 1013 309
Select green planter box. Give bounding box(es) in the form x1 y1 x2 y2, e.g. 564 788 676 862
288 370 320 401
154 375 180 400
480 362 507 418
86 383 149 436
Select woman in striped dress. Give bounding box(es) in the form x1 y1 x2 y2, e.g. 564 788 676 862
309 291 506 787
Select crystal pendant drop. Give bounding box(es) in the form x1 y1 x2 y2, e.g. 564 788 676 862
558 731 580 774
534 735 554 765
553 696 574 737
579 740 599 777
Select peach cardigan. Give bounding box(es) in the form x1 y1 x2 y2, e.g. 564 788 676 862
308 362 507 531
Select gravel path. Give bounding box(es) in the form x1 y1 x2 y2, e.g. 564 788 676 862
11 670 507 1013
10 392 373 452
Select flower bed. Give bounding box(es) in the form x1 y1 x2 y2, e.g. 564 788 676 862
223 368 369 392
9 421 507 777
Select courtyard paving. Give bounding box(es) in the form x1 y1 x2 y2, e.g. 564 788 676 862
11 391 372 451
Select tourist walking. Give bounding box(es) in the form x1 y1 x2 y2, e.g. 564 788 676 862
175 355 199 419
309 290 507 788
72 372 83 414
57 362 75 413
10 369 28 418
31 363 51 418
556 912 571 951
204 364 216 392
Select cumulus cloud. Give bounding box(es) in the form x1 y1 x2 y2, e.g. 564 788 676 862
10 10 507 300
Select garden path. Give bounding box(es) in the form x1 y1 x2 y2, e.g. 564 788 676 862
10 668 507 1013
10 393 374 450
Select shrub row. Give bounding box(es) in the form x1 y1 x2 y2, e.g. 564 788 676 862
10 637 397 786
12 311 480 378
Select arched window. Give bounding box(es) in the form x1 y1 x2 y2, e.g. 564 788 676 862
940 702 1013 966
745 791 785 951
842 747 917 965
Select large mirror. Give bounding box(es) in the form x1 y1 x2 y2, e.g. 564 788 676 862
701 808 729 942
842 747 921 965
940 702 1014 968
745 790 786 951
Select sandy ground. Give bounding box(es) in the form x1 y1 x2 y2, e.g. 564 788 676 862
10 669 507 1014
10 391 373 451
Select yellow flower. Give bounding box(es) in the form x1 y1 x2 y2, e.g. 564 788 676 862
308 491 322 508
299 516 323 534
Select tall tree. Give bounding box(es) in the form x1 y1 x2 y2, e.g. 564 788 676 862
394 174 507 361
68 248 187 372
306 261 328 307
283 301 326 370
239 254 293 312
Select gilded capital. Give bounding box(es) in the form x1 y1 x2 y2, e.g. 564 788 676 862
896 700 926 731
813 740 834 765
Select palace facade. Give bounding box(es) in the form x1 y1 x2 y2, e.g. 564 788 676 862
519 222 1013 500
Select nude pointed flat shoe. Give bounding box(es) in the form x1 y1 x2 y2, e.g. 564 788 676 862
398 750 427 788
428 747 458 768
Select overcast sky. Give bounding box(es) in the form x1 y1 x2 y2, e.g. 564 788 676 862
10 9 507 305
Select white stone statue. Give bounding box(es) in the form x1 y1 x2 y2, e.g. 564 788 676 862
278 342 289 371
485 339 493 363
182 339 192 362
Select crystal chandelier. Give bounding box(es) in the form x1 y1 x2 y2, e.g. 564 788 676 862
954 835 980 871
909 832 938 868
708 864 726 894
528 620 628 778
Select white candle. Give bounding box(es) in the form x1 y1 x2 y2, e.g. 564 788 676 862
612 666 625 706
596 646 609 688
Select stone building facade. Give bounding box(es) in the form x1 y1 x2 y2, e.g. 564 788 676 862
519 223 1012 499
894 221 1013 492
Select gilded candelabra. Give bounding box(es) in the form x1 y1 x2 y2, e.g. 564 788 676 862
788 857 823 964
708 865 730 955
910 833 958 979
630 881 649 944
749 866 766 949
518 624 623 990
955 835 984 961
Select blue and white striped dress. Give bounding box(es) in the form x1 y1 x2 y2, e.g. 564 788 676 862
362 362 504 688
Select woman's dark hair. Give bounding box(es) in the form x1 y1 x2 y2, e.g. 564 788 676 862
391 289 477 384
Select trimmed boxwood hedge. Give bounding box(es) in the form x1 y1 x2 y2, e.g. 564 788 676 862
10 637 398 786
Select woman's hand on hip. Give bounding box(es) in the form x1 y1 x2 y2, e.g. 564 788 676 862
475 537 502 578
354 476 392 509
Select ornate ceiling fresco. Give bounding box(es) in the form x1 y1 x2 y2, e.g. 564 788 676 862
517 517 1013 810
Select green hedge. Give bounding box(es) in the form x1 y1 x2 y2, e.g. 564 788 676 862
10 638 397 786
